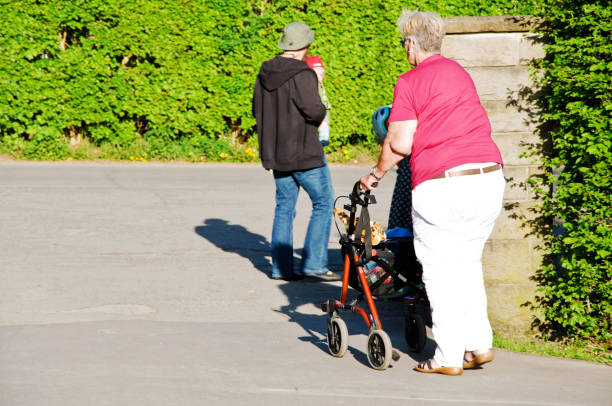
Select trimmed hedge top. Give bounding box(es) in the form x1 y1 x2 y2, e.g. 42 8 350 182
1 0 538 159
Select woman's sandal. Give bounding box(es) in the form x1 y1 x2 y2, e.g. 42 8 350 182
415 359 463 376
463 349 494 369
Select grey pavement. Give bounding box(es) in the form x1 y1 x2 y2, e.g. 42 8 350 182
0 161 610 406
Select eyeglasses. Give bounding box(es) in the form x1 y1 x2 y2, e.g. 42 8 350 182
401 37 415 48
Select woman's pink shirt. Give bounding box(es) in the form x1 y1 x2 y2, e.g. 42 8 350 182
388 54 503 189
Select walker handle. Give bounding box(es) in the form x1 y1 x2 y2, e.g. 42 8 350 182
350 180 375 206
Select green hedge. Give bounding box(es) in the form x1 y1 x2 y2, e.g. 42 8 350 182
0 0 537 160
525 0 611 343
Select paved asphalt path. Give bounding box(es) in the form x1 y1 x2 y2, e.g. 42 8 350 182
0 161 610 406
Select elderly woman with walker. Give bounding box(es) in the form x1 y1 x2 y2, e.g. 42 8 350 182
360 10 506 376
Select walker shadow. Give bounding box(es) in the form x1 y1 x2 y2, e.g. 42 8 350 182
194 218 433 368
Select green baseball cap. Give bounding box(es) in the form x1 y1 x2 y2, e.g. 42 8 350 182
278 22 314 51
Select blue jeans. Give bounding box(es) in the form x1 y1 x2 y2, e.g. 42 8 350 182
271 164 334 279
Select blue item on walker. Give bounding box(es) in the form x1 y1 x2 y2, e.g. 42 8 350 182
386 227 413 239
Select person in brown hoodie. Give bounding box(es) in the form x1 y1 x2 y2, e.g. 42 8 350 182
252 22 339 282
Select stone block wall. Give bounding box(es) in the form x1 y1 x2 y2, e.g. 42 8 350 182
441 16 544 335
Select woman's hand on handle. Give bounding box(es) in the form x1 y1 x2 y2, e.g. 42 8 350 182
360 174 378 191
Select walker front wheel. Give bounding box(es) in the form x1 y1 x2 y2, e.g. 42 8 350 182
327 316 348 357
367 329 392 370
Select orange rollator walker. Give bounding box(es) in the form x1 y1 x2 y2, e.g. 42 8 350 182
321 181 430 370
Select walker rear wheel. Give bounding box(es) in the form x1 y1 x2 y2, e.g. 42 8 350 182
327 316 348 357
367 329 392 370
405 313 426 353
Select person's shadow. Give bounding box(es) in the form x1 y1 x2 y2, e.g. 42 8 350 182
194 218 273 275
194 218 434 368
193 218 345 277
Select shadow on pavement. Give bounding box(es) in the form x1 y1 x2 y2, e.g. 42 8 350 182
193 218 344 277
194 218 273 276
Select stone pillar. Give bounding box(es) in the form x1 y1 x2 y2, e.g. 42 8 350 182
441 16 545 335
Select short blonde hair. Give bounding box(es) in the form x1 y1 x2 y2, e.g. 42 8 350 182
397 10 445 53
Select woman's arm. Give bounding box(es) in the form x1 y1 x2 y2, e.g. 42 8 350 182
360 120 417 190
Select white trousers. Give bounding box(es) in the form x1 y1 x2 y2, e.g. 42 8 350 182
412 163 505 367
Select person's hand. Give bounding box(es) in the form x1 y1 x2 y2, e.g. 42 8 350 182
360 173 378 191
